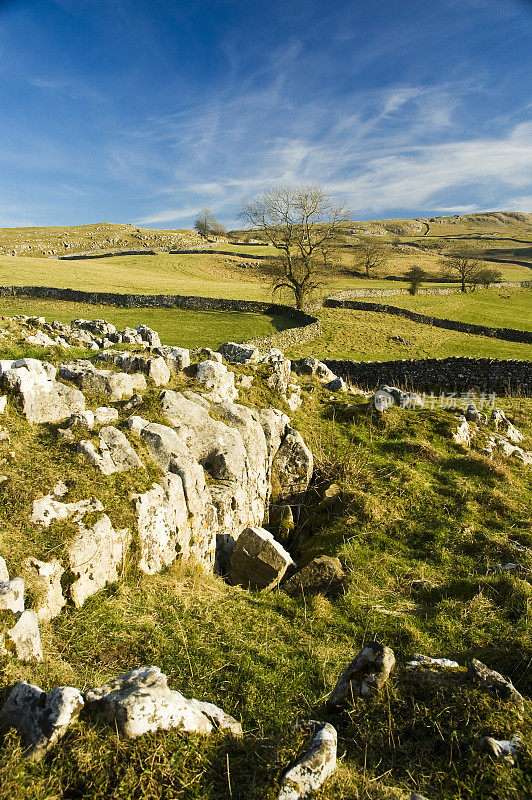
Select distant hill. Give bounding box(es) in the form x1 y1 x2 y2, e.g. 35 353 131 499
351 211 532 238
0 222 204 258
1 211 531 260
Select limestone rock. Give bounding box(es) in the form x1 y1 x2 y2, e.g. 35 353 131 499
2 610 43 661
406 654 460 670
78 426 143 475
196 359 238 402
131 418 210 517
258 407 290 467
0 682 84 760
31 494 103 528
1 355 86 423
0 395 7 413
272 427 313 499
286 383 302 411
294 357 335 382
68 410 95 429
479 734 521 765
0 577 25 614
218 342 261 364
374 387 395 412
282 556 345 598
59 361 146 401
327 642 395 706
133 474 189 574
155 346 190 373
468 658 524 707
22 557 65 622
65 515 131 607
85 666 214 738
452 416 471 446
0 556 8 581
267 358 292 396
187 699 243 737
94 406 119 425
228 527 295 590
135 324 161 348
278 721 337 800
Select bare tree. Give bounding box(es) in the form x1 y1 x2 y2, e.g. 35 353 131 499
354 236 389 277
241 185 350 309
441 243 483 292
194 209 226 238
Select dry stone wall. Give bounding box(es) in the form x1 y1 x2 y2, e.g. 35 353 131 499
325 297 532 344
324 357 532 395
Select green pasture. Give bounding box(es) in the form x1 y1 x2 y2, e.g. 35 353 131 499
0 296 294 349
286 308 532 362
355 287 532 332
0 253 270 300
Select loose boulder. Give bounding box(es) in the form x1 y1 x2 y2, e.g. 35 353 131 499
282 556 345 598
327 642 395 706
229 527 295 590
85 666 226 739
0 682 84 760
468 659 524 707
278 721 337 800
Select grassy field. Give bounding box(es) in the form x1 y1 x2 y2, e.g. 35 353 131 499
286 308 532 362
345 287 532 332
0 252 271 299
0 351 530 800
0 296 294 349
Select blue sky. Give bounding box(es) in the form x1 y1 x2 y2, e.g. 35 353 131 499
0 0 531 229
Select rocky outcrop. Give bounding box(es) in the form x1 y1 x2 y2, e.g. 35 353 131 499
278 721 337 800
85 666 241 739
77 426 143 475
59 361 147 401
228 527 295 590
0 682 84 760
0 357 85 423
272 427 313 499
133 474 192 575
97 350 171 385
218 341 261 364
196 359 238 402
22 557 66 622
64 515 131 607
31 492 103 528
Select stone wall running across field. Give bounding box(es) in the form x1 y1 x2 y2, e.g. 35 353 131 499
0 285 322 348
324 357 532 395
328 281 531 299
324 297 532 344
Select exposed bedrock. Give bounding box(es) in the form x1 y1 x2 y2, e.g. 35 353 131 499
129 389 312 572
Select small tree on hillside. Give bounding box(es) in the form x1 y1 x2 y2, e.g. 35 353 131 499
354 236 390 277
405 265 426 295
240 185 350 309
194 209 226 238
471 267 503 289
441 243 483 292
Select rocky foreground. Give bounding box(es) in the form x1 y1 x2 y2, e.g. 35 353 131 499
0 314 530 799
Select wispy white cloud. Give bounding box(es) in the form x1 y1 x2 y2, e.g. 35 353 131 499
138 206 200 224
435 205 480 213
